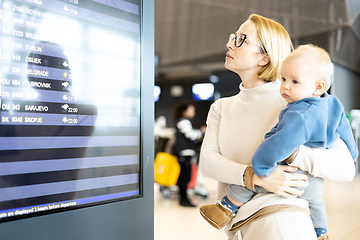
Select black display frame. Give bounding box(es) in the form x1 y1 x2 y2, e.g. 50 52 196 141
0 0 153 232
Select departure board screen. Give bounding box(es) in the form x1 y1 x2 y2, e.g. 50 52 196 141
0 0 141 222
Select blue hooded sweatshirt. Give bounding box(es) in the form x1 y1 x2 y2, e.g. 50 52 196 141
252 92 359 178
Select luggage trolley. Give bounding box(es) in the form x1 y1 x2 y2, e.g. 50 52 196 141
154 136 208 199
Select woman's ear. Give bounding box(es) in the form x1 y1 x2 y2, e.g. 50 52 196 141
314 80 325 96
258 53 270 67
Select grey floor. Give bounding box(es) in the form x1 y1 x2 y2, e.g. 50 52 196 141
154 175 360 240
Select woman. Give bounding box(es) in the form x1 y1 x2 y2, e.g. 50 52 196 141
173 100 206 207
200 14 355 240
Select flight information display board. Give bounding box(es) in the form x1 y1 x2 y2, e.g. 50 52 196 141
0 0 141 222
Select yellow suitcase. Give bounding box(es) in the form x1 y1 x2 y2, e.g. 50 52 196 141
154 152 181 186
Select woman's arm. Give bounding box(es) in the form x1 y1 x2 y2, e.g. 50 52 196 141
250 138 356 197
290 138 356 182
200 102 248 186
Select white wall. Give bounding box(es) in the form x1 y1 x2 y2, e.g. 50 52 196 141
332 64 360 112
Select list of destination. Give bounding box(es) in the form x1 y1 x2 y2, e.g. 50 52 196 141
0 0 142 222
1 0 140 126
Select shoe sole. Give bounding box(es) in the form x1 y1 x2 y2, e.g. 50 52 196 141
199 208 228 229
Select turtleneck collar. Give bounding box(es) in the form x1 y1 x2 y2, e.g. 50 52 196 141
238 80 281 103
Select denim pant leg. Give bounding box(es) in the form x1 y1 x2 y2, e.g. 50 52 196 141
227 184 257 203
296 169 328 229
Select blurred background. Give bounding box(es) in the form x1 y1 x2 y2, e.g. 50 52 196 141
153 1 360 239
154 0 360 129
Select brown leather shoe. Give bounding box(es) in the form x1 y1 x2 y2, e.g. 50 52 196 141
199 202 235 229
318 233 330 240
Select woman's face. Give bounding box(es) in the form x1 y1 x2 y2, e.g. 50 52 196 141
224 20 264 76
183 105 195 119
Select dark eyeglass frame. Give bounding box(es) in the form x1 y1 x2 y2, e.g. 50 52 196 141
228 33 267 53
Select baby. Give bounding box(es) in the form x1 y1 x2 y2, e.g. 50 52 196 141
200 44 358 239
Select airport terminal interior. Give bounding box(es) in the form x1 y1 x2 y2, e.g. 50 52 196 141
153 0 360 240
0 0 359 239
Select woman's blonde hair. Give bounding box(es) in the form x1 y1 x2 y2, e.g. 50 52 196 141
248 14 293 82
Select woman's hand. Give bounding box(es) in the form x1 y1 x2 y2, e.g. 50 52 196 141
253 165 309 198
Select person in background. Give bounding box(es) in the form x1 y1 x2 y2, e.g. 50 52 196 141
200 44 358 239
173 100 206 207
199 13 355 240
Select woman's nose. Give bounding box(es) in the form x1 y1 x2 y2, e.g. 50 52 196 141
226 41 234 50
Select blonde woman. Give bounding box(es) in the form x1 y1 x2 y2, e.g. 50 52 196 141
200 14 355 240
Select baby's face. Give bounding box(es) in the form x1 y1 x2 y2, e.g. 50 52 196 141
280 61 318 104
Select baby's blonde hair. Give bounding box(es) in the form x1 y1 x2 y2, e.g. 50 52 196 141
248 14 293 82
283 44 333 93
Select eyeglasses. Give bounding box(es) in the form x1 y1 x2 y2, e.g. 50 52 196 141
228 33 267 53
